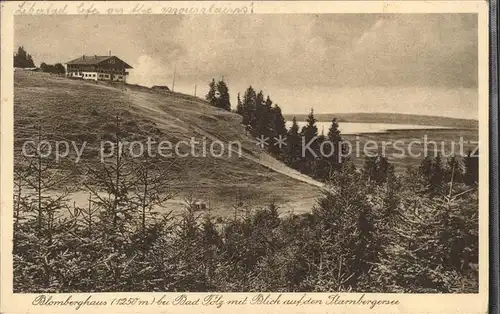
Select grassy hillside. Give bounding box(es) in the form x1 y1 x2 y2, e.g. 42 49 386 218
14 72 479 215
14 71 322 216
284 112 478 129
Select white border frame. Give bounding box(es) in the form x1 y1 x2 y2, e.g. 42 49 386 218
0 2 490 313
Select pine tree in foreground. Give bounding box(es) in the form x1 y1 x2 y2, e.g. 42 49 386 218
373 168 478 293
463 149 479 186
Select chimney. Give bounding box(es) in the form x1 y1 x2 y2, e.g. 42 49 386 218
109 50 111 56
95 55 97 59
82 55 85 60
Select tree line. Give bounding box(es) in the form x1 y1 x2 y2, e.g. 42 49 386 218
40 62 65 75
206 78 231 111
14 46 35 68
205 80 343 180
14 46 65 74
205 80 479 186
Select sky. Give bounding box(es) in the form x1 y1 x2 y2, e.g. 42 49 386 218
15 14 478 119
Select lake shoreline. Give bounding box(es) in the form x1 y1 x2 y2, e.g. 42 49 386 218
284 121 469 136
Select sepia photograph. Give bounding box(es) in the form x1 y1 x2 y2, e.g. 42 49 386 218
0 2 491 312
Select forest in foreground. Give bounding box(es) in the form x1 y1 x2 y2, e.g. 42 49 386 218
13 140 478 293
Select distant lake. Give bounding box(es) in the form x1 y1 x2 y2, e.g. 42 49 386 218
286 121 452 135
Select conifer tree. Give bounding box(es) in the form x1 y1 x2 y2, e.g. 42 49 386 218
268 104 288 157
363 155 390 184
252 91 265 136
130 159 174 255
419 155 433 179
326 118 343 169
312 134 329 179
315 118 344 180
14 46 35 68
263 96 274 137
429 153 445 194
206 78 217 107
241 86 257 129
375 177 478 292
383 164 400 217
271 104 287 138
463 149 479 186
313 160 380 289
216 80 231 111
83 114 137 251
310 119 342 181
40 62 48 72
255 95 274 140
445 155 463 183
173 201 206 290
199 213 221 289
300 109 319 174
236 93 243 115
286 117 303 169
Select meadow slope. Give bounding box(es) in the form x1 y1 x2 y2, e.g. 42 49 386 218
14 71 323 216
14 71 478 215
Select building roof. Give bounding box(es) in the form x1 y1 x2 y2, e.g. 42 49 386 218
66 55 132 68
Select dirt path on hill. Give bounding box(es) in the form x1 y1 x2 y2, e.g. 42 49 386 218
126 90 326 191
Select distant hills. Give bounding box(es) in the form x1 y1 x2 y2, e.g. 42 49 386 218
283 112 478 129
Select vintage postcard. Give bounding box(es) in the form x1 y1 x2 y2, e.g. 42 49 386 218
0 1 490 313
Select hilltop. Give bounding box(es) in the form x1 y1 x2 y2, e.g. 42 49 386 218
14 71 323 216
